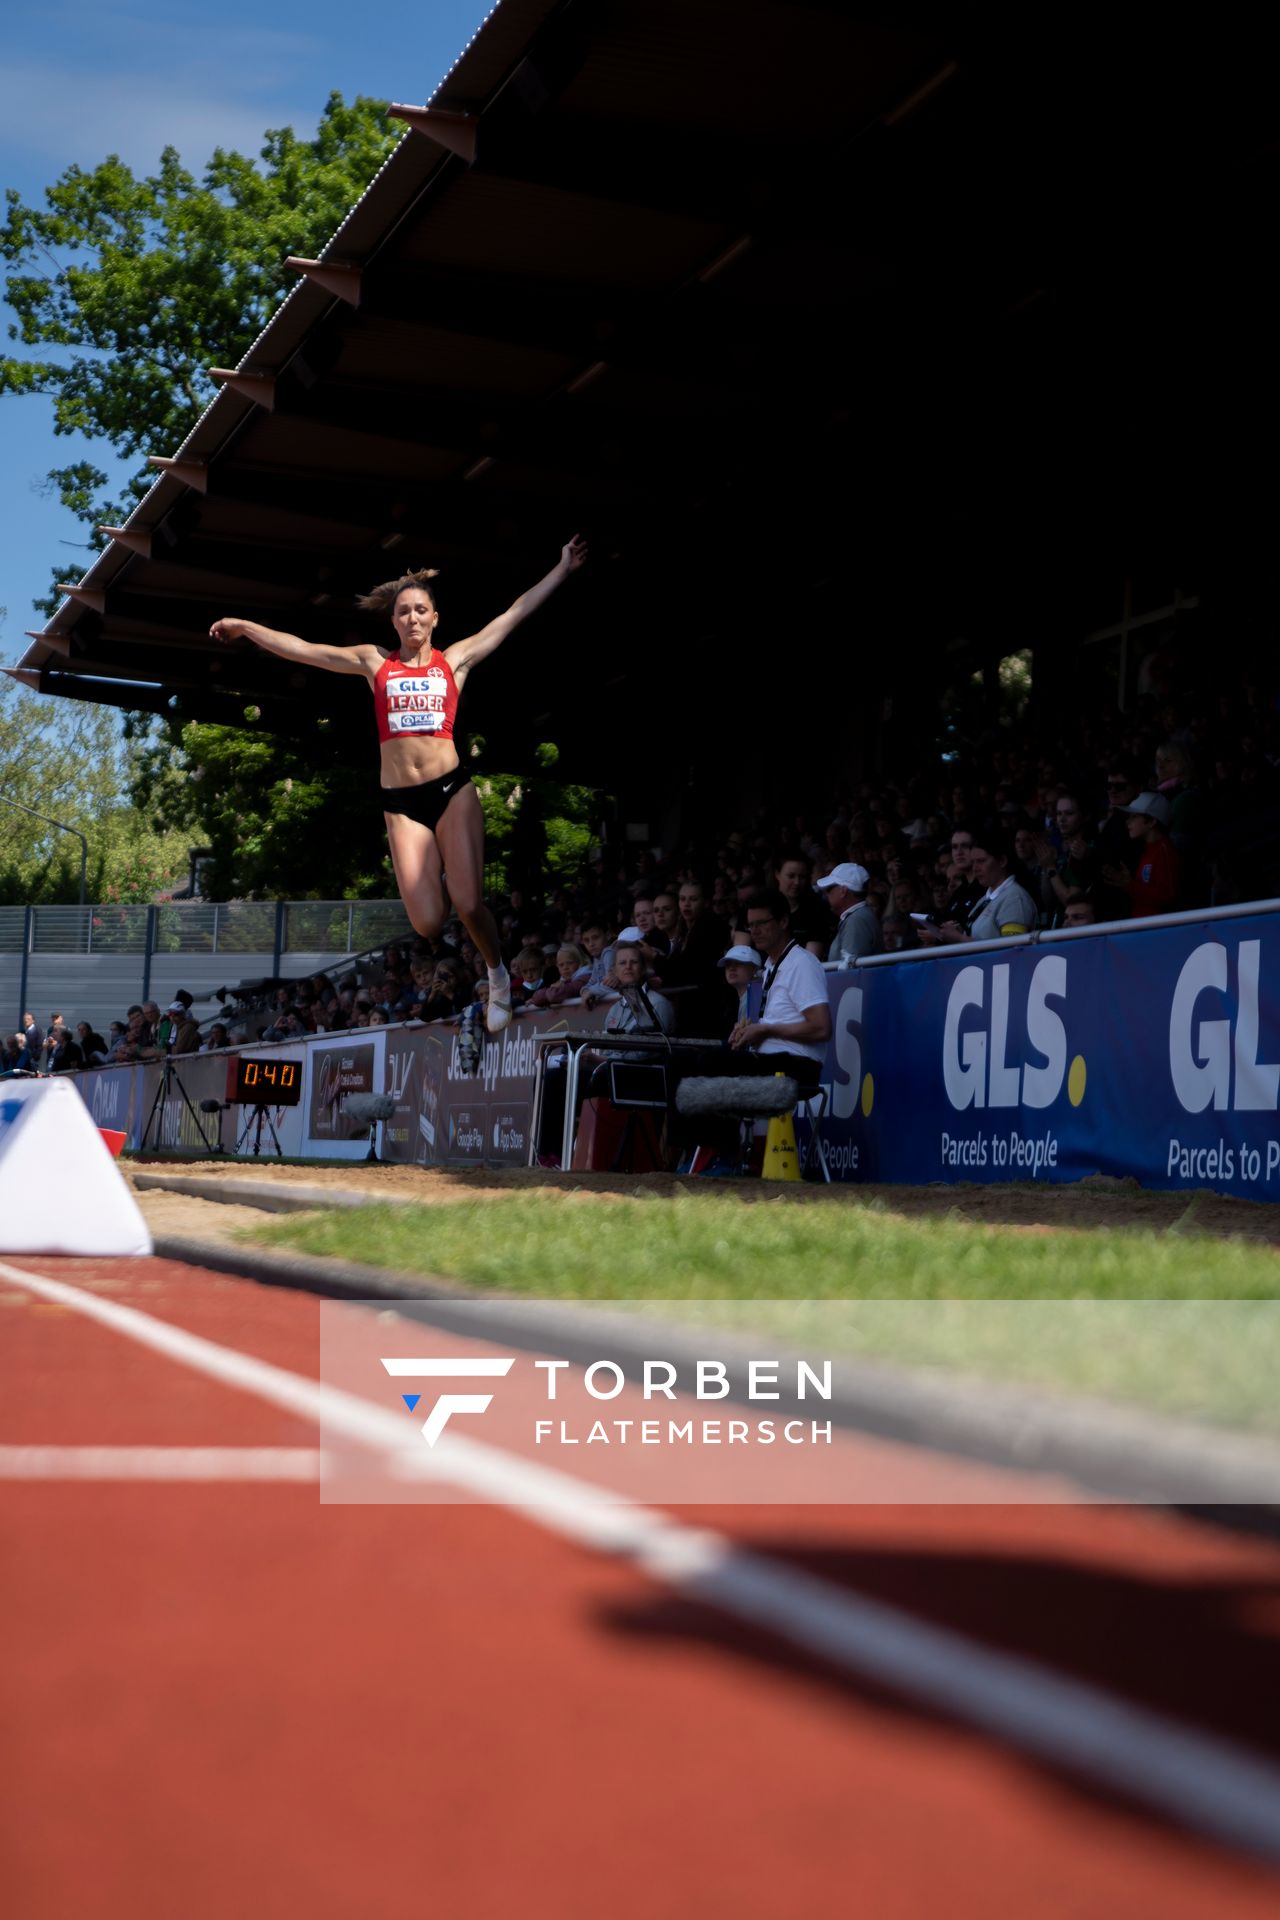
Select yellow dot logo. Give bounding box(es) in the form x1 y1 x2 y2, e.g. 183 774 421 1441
861 1072 875 1116
1067 1055 1087 1107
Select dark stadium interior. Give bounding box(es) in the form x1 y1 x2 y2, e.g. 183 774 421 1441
17 1 1279 823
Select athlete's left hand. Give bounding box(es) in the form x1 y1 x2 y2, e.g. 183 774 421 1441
561 534 588 572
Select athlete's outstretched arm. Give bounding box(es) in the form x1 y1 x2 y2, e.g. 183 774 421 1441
445 536 587 678
209 618 379 675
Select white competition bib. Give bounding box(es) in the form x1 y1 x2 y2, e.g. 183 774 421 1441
386 669 448 735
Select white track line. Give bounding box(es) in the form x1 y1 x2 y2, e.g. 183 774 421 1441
3 1257 1280 1865
0 1446 318 1481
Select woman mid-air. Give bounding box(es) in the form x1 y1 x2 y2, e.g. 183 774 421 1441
210 535 587 1037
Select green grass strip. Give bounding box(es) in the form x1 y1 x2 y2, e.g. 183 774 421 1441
238 1189 1280 1301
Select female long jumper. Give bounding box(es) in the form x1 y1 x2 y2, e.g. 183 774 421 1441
210 535 587 1032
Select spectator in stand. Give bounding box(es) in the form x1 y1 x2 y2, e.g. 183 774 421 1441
773 853 831 956
881 914 918 953
49 1025 85 1073
1155 741 1207 903
76 1020 108 1065
1060 892 1098 928
529 944 588 1008
1096 768 1142 871
596 934 676 1041
715 941 761 1038
918 831 1037 944
260 1003 298 1043
15 1018 42 1073
942 828 984 927
309 972 337 1012
170 1004 202 1055
650 892 681 957
512 945 551 1003
816 863 883 963
415 960 468 1023
140 1001 165 1057
578 920 616 994
1014 825 1049 899
39 1016 68 1070
2 1035 25 1075
657 879 730 1033
1035 795 1121 924
965 832 1039 940
368 1008 390 1027
631 896 660 950
711 874 738 920
1155 742 1205 849
1104 791 1181 917
202 1022 231 1052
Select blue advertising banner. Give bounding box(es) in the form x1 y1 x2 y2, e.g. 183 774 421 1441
818 909 1280 1202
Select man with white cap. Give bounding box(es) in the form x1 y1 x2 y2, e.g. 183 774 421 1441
1103 791 1180 917
816 862 883 963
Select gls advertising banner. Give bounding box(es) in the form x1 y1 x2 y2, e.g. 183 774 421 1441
821 909 1280 1201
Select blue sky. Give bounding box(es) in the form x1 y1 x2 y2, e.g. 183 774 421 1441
0 0 495 655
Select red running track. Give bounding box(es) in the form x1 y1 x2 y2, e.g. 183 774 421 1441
1 1252 1279 1920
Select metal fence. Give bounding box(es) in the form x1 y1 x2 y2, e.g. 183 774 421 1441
0 901 413 961
2 900 415 1034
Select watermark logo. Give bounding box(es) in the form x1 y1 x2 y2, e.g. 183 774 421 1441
381 1356 515 1445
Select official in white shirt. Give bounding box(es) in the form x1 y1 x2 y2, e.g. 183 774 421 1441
728 889 832 1088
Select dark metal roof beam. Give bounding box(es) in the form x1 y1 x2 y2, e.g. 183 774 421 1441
396 97 775 228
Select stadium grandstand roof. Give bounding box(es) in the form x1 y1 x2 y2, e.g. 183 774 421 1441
13 1 1278 789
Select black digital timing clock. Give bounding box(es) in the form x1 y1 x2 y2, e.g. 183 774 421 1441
225 1055 304 1106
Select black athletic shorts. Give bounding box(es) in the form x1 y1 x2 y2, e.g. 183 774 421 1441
380 765 472 831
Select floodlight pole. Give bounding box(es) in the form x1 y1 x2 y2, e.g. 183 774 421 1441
0 791 88 907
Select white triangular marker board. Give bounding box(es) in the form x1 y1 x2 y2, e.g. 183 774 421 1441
0 1078 153 1255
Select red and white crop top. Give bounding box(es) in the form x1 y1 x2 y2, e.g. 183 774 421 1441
373 651 459 745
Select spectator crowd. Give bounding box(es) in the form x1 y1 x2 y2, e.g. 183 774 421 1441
5 645 1277 1074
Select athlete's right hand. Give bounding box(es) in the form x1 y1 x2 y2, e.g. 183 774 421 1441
209 617 248 645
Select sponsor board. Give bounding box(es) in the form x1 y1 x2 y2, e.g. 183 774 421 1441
379 1007 609 1168
308 1042 377 1142
817 910 1280 1200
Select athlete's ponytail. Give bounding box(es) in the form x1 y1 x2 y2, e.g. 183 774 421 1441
356 567 440 613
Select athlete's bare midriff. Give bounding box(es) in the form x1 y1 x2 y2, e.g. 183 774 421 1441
378 734 461 788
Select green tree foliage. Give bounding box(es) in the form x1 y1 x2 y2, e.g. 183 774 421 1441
1 93 400 599
0 671 190 904
132 716 395 901
474 745 598 896
2 99 603 899
1 97 407 897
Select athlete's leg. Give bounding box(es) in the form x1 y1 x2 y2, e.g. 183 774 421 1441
383 811 448 938
432 784 503 965
434 784 511 1032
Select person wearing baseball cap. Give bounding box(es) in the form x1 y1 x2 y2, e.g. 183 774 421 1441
167 1000 203 1055
1102 791 1180 917
815 862 883 963
716 942 762 1034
